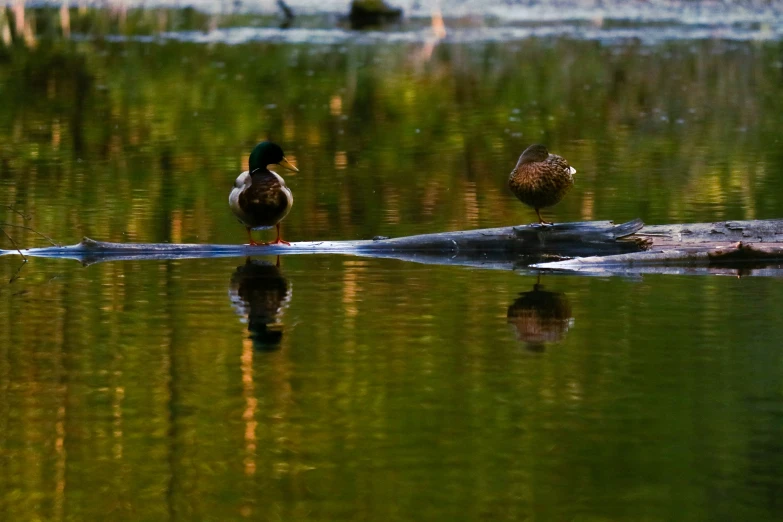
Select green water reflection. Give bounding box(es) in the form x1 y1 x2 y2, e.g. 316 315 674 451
2 257 783 521
2 33 783 522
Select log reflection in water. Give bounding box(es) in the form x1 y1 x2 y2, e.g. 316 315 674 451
228 257 291 351
507 281 574 352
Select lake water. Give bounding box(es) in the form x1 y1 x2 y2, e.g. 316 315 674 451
2 5 783 521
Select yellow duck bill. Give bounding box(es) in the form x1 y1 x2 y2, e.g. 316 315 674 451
277 156 299 172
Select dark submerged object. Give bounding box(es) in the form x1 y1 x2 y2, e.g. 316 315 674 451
348 0 403 29
507 283 573 352
276 0 295 28
508 144 577 225
229 258 291 351
229 141 298 246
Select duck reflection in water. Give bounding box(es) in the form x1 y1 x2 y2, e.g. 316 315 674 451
229 257 291 352
507 279 574 353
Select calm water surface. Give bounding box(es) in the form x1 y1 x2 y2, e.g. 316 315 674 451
2 15 783 521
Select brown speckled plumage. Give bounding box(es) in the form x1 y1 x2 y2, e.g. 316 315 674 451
236 171 291 229
508 144 576 224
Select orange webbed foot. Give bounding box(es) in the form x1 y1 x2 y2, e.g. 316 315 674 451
270 224 290 246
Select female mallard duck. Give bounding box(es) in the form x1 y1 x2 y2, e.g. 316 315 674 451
230 141 298 245
508 144 576 225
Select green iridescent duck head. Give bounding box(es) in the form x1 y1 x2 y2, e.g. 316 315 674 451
248 141 299 174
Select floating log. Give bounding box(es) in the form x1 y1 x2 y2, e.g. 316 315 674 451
0 219 645 268
3 218 783 276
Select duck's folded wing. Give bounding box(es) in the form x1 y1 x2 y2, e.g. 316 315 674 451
239 176 290 226
548 155 575 176
234 171 251 189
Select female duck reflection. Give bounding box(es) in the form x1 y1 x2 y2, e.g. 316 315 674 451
507 279 574 353
229 257 291 351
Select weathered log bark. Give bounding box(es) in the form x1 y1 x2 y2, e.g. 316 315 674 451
534 219 783 275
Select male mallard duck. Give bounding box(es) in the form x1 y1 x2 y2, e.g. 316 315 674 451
230 141 298 245
508 144 576 225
